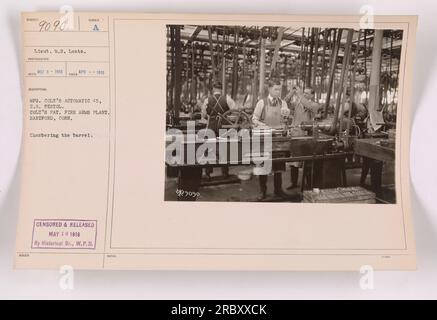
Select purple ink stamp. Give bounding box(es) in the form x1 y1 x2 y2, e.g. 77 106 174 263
31 219 97 249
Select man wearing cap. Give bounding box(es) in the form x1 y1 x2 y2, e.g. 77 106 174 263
287 86 322 190
252 79 291 200
290 87 321 131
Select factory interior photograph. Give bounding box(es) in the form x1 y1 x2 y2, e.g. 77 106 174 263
165 25 402 203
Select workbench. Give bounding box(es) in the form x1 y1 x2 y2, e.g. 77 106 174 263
166 133 350 201
354 138 395 162
354 138 395 201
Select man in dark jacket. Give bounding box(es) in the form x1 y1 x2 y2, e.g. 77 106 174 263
205 81 237 178
206 81 237 134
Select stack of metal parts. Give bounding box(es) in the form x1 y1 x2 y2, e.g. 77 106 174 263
302 186 376 203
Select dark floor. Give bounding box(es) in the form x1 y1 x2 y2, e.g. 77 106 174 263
164 162 396 203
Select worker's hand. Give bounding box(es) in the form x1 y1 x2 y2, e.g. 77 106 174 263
280 107 290 118
252 119 267 128
293 86 303 95
287 87 298 98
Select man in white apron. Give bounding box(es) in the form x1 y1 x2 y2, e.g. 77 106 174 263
252 79 290 200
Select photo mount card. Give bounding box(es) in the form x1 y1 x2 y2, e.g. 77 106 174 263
15 12 417 270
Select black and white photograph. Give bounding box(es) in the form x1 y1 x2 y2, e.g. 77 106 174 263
165 25 402 203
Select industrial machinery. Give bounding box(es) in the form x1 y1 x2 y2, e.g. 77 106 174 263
165 25 399 202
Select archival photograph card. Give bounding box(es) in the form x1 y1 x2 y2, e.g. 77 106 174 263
15 12 417 270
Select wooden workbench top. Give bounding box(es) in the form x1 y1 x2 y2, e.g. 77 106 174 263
354 138 395 162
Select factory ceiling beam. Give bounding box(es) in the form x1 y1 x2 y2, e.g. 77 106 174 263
187 25 203 44
180 34 257 48
318 28 328 100
345 29 361 136
231 27 240 99
323 28 341 119
280 27 303 48
330 28 354 134
259 37 266 97
369 30 384 114
270 27 285 74
173 25 182 125
207 26 217 78
305 28 314 88
179 34 336 56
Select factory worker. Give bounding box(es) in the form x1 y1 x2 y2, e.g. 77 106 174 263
252 79 290 200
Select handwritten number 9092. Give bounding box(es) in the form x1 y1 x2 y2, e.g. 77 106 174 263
39 20 67 32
